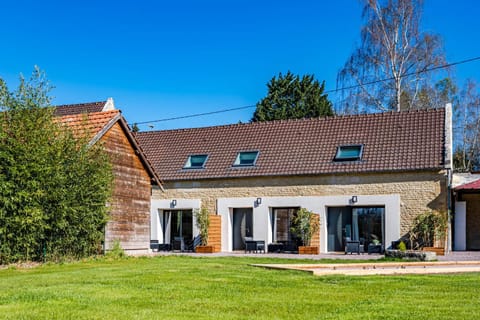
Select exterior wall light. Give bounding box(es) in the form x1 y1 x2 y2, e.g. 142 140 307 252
351 196 358 204
171 199 177 207
256 198 262 206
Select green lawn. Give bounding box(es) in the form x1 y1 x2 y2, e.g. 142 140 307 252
0 256 479 319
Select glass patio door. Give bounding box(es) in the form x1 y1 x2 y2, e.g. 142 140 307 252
166 210 193 243
327 206 385 252
232 208 253 250
327 207 352 252
272 208 300 242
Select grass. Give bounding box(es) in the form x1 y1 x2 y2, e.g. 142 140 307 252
0 255 479 319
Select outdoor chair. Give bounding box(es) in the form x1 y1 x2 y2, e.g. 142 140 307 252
173 236 185 251
158 243 172 251
368 243 384 254
345 240 361 254
150 240 159 252
192 235 202 251
245 237 265 253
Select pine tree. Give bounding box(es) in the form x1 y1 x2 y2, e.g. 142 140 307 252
252 71 334 122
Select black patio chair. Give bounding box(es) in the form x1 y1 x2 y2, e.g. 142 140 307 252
173 236 185 251
150 240 159 252
345 239 361 254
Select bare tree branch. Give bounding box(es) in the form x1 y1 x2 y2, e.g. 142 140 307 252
337 0 447 113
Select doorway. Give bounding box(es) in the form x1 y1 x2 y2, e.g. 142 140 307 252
165 210 193 243
232 208 253 250
327 206 385 252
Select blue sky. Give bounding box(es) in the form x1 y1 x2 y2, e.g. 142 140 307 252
1 0 479 130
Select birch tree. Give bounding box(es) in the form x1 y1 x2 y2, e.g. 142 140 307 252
337 0 447 113
454 80 480 172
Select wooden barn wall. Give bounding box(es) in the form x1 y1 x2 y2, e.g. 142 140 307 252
102 122 151 252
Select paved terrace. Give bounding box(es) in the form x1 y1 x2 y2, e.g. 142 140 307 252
148 251 480 276
149 251 480 262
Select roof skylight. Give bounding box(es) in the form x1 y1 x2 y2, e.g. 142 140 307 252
184 154 208 169
334 145 363 161
233 151 259 167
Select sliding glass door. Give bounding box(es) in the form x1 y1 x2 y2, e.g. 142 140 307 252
232 208 253 250
166 210 193 243
353 207 385 247
272 208 300 250
327 206 385 252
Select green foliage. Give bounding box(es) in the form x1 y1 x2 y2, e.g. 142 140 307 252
194 207 210 246
131 123 140 133
252 71 334 122
290 208 320 246
105 240 126 260
0 68 113 264
409 211 448 250
398 241 407 252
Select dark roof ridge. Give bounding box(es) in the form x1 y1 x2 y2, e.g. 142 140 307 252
138 107 445 135
54 100 106 108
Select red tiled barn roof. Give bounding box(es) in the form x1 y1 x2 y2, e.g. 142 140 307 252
58 110 120 141
57 110 162 187
135 108 446 181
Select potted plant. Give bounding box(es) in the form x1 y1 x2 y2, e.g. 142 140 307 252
409 211 447 255
194 207 214 253
290 208 320 254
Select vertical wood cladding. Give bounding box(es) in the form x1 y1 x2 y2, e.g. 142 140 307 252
208 214 222 252
310 214 320 248
102 122 151 251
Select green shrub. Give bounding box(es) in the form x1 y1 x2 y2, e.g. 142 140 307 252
194 207 210 246
105 240 126 260
290 208 320 246
0 68 113 264
409 211 447 249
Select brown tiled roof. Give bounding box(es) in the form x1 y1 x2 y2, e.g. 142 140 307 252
136 108 446 181
54 101 106 116
58 110 163 187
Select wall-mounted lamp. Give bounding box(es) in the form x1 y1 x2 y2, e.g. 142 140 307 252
171 199 177 207
256 197 262 206
350 196 358 204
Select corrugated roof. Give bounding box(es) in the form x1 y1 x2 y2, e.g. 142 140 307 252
454 179 480 191
136 108 446 181
54 101 106 116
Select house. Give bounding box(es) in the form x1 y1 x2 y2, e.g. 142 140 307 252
136 106 452 253
56 100 162 254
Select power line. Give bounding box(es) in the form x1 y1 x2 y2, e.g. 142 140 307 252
133 104 256 126
131 55 480 126
328 55 480 94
